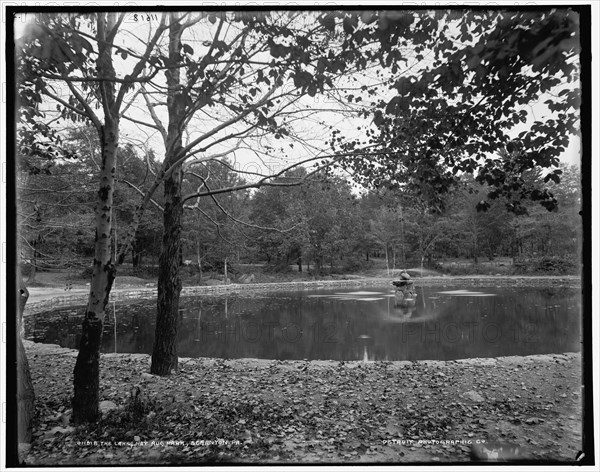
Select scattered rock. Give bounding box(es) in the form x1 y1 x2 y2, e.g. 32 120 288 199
525 417 542 425
43 426 75 440
60 410 72 427
238 274 255 284
463 390 485 402
99 400 118 414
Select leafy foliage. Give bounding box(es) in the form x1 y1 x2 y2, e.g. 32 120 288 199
331 9 580 213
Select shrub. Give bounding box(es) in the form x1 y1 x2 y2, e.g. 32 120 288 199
263 261 293 273
534 256 578 274
336 257 370 273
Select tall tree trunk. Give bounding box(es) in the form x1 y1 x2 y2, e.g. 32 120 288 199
17 265 34 456
132 238 141 267
151 170 183 375
72 121 119 423
151 13 184 376
196 239 203 284
385 245 389 276
72 13 120 421
26 263 36 284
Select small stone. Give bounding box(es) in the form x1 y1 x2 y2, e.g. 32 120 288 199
99 400 118 414
43 426 75 440
463 390 485 402
60 410 72 427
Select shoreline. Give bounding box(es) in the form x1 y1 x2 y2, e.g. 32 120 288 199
23 274 581 316
22 339 581 367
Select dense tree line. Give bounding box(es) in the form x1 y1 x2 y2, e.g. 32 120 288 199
20 142 581 277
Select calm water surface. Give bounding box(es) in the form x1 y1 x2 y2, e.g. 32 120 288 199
25 285 581 361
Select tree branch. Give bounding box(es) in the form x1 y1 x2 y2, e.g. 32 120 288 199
114 13 168 112
120 179 164 212
141 88 168 145
41 85 102 131
178 83 279 159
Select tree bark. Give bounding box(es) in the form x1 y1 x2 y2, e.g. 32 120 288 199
132 238 141 267
196 240 203 284
17 266 34 454
72 121 118 423
151 13 184 376
151 169 183 375
72 13 120 420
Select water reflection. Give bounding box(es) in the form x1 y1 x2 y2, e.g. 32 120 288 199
24 286 581 362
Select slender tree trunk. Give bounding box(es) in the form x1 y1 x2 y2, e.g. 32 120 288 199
26 263 36 284
385 245 389 276
17 266 34 455
72 13 120 421
132 238 141 267
151 13 184 376
72 121 119 423
196 240 203 284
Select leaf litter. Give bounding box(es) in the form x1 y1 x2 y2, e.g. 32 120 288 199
23 341 582 465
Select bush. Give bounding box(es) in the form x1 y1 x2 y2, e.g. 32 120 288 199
534 256 578 274
263 261 293 273
341 257 372 273
513 256 579 275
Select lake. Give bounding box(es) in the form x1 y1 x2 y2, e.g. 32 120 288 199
24 285 582 362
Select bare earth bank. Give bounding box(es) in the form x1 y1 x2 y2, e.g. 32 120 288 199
22 340 582 465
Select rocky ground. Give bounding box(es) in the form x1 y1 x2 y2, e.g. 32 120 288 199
22 340 583 466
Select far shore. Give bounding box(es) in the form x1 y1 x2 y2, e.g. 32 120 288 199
23 274 581 316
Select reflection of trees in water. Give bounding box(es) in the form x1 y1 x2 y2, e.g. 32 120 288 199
24 287 582 361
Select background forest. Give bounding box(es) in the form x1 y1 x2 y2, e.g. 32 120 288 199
18 126 581 283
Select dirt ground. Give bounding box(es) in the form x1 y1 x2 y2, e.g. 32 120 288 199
22 340 583 466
